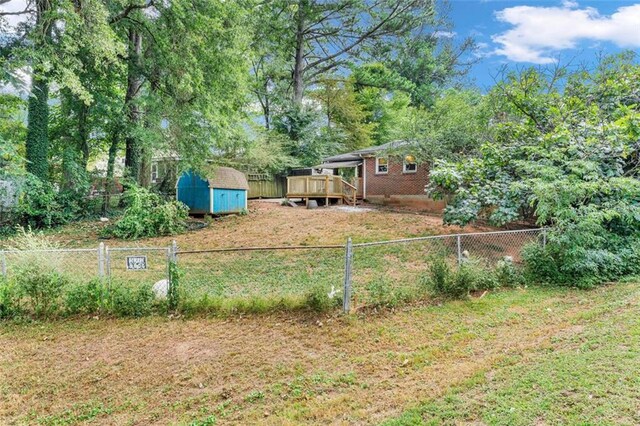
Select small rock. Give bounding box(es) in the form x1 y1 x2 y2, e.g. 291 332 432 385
99 217 110 222
152 279 169 299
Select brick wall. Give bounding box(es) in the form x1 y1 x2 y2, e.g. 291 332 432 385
364 156 429 197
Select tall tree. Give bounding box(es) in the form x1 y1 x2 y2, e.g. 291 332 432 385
3 0 124 181
24 0 53 180
254 0 436 107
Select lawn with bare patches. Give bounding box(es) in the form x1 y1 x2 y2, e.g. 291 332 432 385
2 283 639 425
28 201 490 249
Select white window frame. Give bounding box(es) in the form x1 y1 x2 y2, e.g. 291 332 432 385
151 162 159 183
403 155 417 174
376 157 388 174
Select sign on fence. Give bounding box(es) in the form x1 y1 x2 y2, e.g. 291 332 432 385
126 256 148 271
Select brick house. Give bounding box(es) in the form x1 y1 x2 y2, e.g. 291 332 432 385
317 141 446 211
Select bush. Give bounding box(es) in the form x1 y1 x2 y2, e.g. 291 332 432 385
0 279 20 320
107 284 155 317
103 185 189 239
12 173 91 229
14 265 66 318
424 256 510 299
305 283 341 312
494 259 525 288
521 235 632 289
65 279 107 316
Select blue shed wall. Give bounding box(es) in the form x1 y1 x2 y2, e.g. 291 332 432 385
212 189 247 213
177 171 210 214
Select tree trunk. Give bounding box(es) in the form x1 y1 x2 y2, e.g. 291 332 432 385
124 28 144 184
78 101 90 169
292 1 306 106
25 0 52 181
103 127 120 213
263 78 271 130
26 76 50 180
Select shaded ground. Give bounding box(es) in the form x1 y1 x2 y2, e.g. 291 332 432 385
37 201 492 249
2 283 639 425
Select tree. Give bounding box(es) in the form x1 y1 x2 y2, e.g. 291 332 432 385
428 53 640 287
4 0 124 181
254 0 436 106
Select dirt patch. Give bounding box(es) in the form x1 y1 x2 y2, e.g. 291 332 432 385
41 202 493 250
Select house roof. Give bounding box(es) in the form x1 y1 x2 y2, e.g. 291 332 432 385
313 160 362 169
206 167 249 190
323 141 413 162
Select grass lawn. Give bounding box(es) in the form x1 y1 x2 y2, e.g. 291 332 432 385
2 282 640 425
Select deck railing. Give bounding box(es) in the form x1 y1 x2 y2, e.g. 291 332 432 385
286 175 344 197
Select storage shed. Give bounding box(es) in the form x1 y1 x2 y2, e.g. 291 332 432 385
176 167 249 215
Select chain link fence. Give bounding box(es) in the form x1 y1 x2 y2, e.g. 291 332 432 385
1 248 101 285
348 229 543 310
0 229 545 312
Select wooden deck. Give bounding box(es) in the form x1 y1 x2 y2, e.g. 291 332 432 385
286 175 359 206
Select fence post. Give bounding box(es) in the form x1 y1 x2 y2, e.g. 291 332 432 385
342 237 353 314
98 242 105 278
542 228 547 250
456 235 462 266
171 240 178 263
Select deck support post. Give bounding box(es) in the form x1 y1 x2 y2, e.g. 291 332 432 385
342 237 353 314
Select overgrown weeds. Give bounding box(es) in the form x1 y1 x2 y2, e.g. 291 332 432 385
422 254 526 300
101 184 189 240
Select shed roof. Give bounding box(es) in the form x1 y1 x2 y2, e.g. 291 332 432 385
206 167 249 190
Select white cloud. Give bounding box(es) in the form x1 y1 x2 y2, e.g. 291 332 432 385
492 2 640 64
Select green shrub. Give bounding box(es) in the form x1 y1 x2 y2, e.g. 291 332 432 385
65 279 107 316
305 283 340 312
521 238 626 289
0 279 21 319
424 257 508 299
107 284 155 317
103 185 189 239
424 257 456 297
494 259 525 288
14 265 66 318
366 278 398 308
12 173 91 229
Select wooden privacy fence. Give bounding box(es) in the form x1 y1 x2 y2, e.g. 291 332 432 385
247 174 286 199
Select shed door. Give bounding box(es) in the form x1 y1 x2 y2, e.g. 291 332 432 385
213 189 244 213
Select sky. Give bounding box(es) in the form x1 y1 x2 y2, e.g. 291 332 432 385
448 0 640 88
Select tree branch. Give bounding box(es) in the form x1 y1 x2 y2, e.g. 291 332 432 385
109 0 154 25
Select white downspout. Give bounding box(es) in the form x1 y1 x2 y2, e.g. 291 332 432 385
209 188 214 214
362 157 367 199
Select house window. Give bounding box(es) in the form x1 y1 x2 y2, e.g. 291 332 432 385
376 157 388 174
403 155 417 173
151 162 158 183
